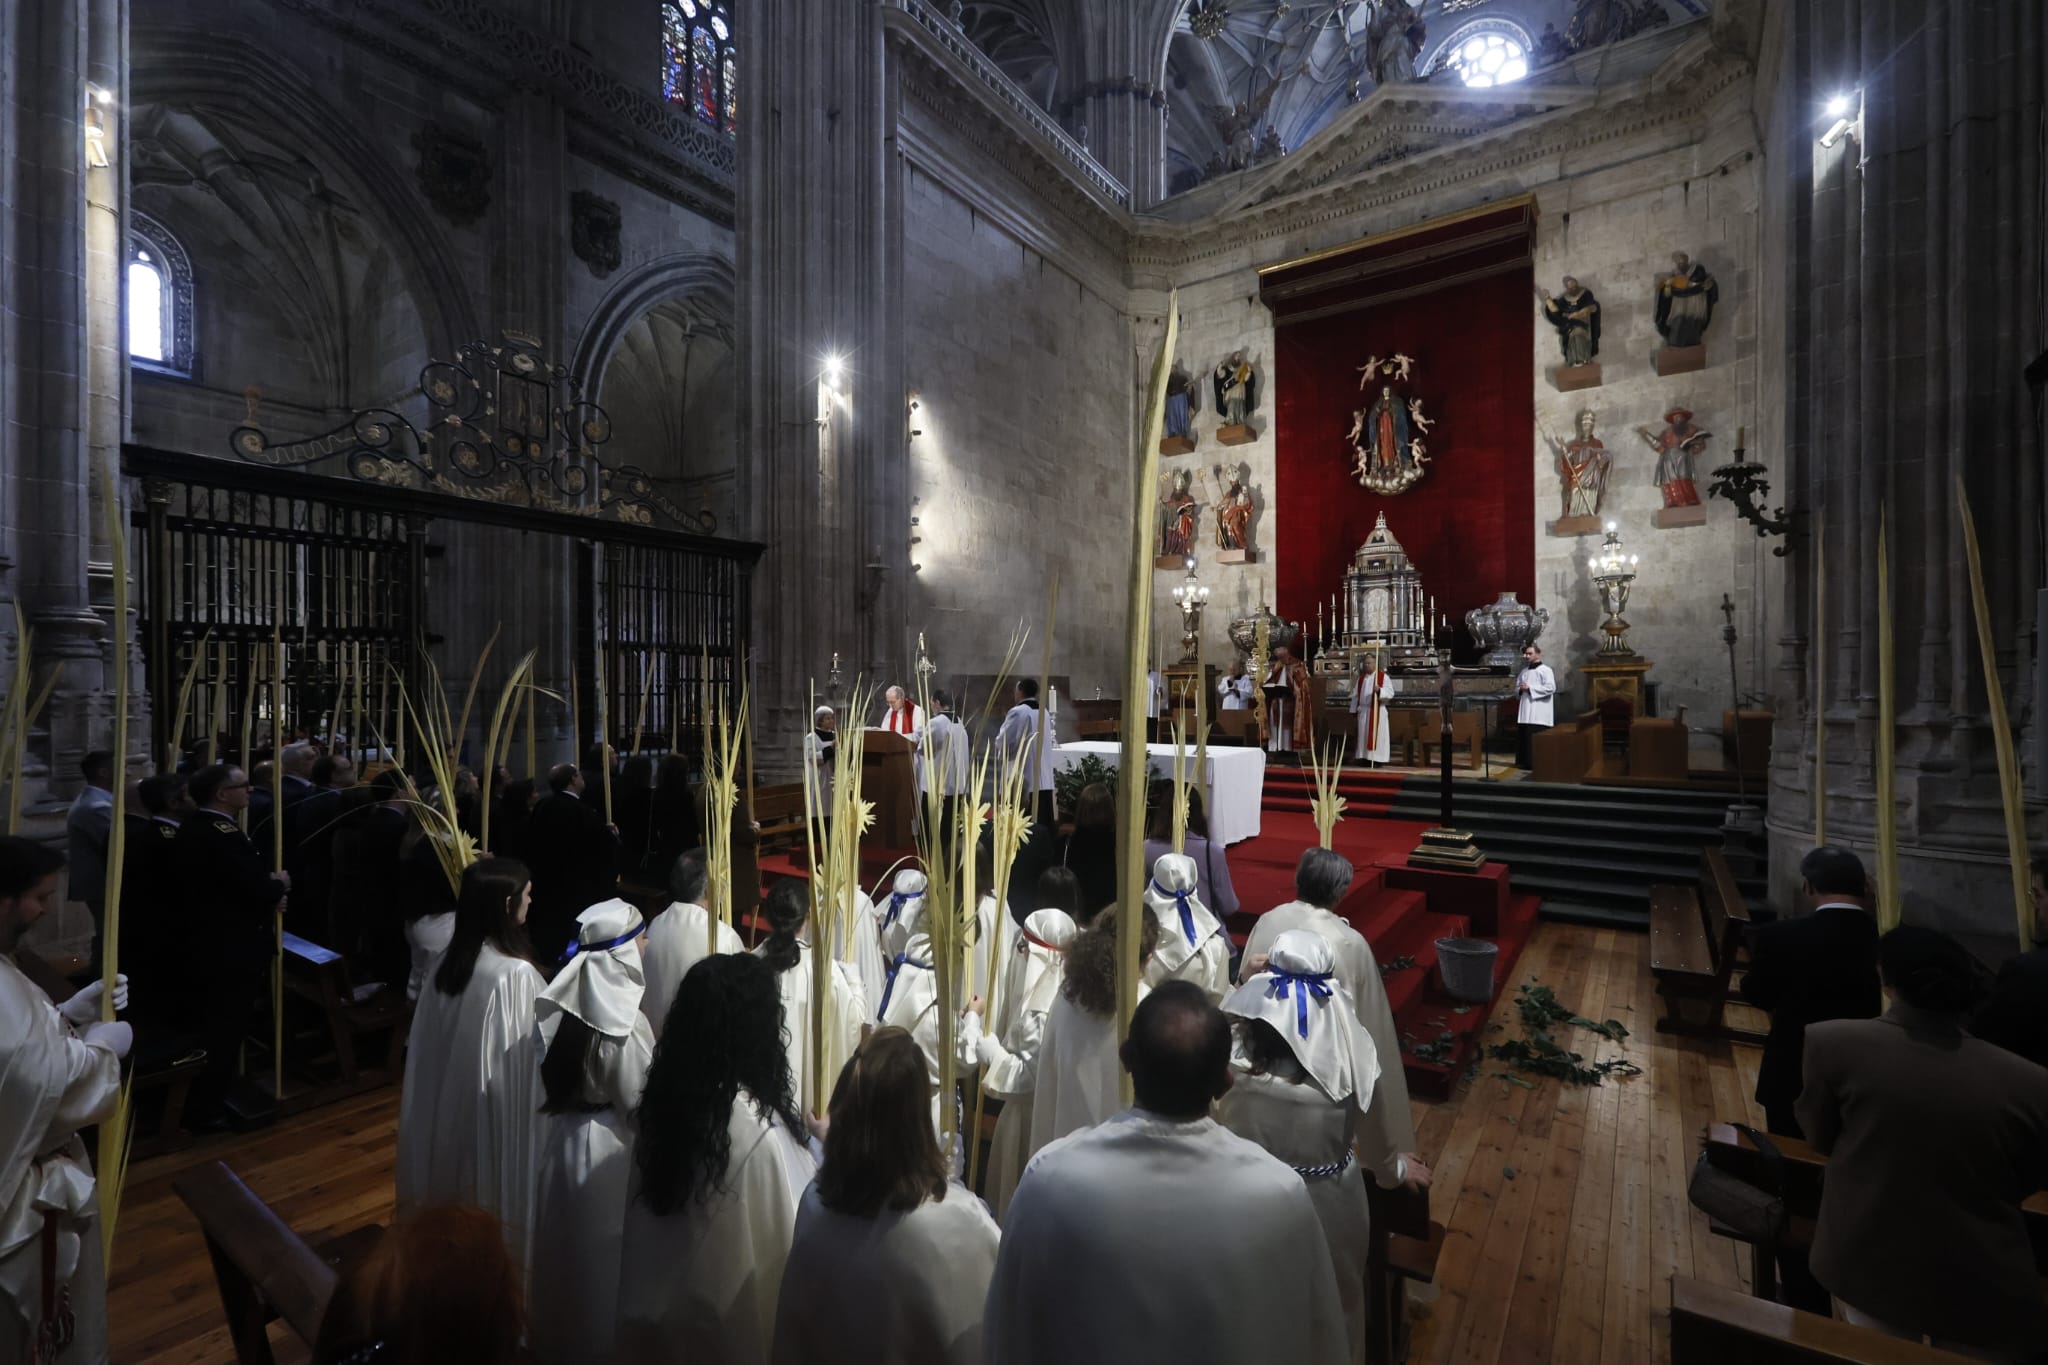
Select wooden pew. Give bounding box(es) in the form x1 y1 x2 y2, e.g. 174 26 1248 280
1652 845 1762 1042
1530 711 1602 783
173 1159 382 1365
1699 1123 2048 1300
1365 1181 1444 1365
750 781 808 852
1671 1276 1989 1364
280 932 409 1108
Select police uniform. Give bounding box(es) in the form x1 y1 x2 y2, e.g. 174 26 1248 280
176 809 286 1122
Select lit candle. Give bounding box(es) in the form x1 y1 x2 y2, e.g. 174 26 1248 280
831 651 840 671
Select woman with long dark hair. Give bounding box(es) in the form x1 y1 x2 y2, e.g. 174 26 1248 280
771 1029 1002 1364
395 857 545 1283
756 877 868 1113
617 952 817 1364
528 898 654 1364
1026 906 1159 1162
1057 783 1118 923
1142 782 1240 920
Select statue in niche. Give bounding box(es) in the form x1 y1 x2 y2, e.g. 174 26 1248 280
1214 351 1257 442
1366 0 1427 85
411 122 492 226
1162 362 1198 454
1544 408 1611 532
1536 276 1601 367
1655 251 1720 348
1158 468 1199 561
1567 0 1668 52
571 191 622 279
1202 464 1258 563
1534 22 1571 68
1638 408 1711 508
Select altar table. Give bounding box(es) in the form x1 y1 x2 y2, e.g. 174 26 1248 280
1053 741 1266 845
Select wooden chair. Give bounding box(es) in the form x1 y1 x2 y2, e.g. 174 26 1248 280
1650 846 1761 1043
173 1160 383 1364
1531 711 1602 783
1365 1180 1443 1365
1671 1276 1988 1364
280 933 410 1104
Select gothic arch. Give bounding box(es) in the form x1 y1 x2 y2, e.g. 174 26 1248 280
570 252 738 395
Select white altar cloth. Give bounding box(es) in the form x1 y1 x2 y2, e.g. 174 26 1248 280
1053 742 1265 845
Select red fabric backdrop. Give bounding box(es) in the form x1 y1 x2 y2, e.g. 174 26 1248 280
1270 248 1535 659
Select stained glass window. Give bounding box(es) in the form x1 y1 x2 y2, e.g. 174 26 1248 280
661 0 736 135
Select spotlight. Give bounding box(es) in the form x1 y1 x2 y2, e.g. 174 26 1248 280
1825 93 1851 117
823 354 844 386
1819 90 1857 148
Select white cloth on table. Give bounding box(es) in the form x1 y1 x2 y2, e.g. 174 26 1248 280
641 900 744 1038
395 942 546 1283
1026 984 1148 1163
615 1089 817 1365
1516 663 1557 726
997 702 1059 793
961 907 1075 1221
770 1181 1001 1365
1140 853 1231 1005
1054 742 1265 846
1240 902 1414 1185
1351 669 1401 763
767 942 867 1114
404 910 457 1003
985 1109 1348 1365
0 958 120 1364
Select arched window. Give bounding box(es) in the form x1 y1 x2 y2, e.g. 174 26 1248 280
128 212 195 376
1429 19 1533 89
662 0 736 134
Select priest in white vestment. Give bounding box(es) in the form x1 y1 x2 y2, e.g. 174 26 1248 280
395 857 547 1283
618 952 818 1365
1027 907 1158 1161
771 1028 1001 1365
1141 852 1231 1003
529 899 656 1365
1351 653 1401 764
958 906 1074 1220
0 840 129 1364
756 879 867 1113
640 852 743 1037
1238 848 1419 1181
1219 931 1430 1365
987 982 1348 1365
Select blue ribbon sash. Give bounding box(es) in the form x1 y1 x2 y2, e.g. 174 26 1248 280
1267 968 1334 1037
1151 880 1199 946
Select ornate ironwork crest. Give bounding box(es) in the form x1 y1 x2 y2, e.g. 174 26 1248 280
230 333 709 531
1346 353 1436 495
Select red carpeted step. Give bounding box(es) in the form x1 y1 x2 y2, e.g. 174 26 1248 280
1391 892 1547 1099
1376 909 1471 1022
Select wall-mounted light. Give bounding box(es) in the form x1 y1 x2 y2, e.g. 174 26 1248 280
910 496 924 573
1819 90 1858 149
823 353 844 387
907 389 923 437
83 86 111 168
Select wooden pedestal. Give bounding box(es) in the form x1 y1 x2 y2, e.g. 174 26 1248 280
1655 503 1709 529
1215 548 1256 564
1580 657 1652 717
1655 345 1707 375
1550 515 1604 537
1159 435 1196 456
859 730 916 850
1216 424 1256 446
1551 362 1602 391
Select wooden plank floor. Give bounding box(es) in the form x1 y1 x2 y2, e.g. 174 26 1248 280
104 920 1768 1364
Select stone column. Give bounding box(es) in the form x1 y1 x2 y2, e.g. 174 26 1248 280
739 0 904 772
1062 3 1168 207
1765 0 2046 951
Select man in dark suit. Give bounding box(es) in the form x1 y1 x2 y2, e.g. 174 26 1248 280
64 750 116 968
1974 846 2048 1070
521 762 619 969
284 753 354 943
123 773 191 1034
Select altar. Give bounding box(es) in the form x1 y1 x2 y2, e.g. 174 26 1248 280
1053 741 1267 845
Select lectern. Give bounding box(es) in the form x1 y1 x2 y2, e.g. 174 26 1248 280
861 729 916 850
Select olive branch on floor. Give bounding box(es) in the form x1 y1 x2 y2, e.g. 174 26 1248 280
1478 981 1642 1086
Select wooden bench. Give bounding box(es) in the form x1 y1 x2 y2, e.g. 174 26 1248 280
280 932 410 1108
1366 1180 1445 1365
1671 1275 1989 1364
750 781 809 851
173 1159 383 1364
1531 711 1603 783
1699 1123 2048 1300
1651 845 1762 1043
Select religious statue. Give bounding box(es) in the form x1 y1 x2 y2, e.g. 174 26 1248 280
1566 0 1668 53
1637 408 1711 508
1545 408 1611 530
1655 251 1720 348
1533 21 1570 67
1347 356 1435 494
1158 468 1198 560
1366 0 1426 85
1164 363 1197 440
1536 276 1601 368
1213 351 1256 438
1202 464 1258 561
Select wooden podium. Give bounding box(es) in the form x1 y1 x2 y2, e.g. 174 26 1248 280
861 729 916 850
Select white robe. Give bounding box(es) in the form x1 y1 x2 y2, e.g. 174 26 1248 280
1218 1063 1372 1365
395 942 546 1281
877 935 950 1145
986 1110 1348 1365
616 1089 817 1365
1218 674 1254 710
771 1182 1001 1365
840 889 893 1010
1027 985 1147 1161
0 958 119 1365
641 901 744 1038
769 943 867 1114
996 702 1058 793
529 1016 655 1365
1351 670 1400 763
1241 903 1416 1182
971 910 1072 1221
1516 662 1557 726
404 910 456 1003
1141 893 1232 1005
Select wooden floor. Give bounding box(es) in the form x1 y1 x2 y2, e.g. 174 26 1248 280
105 919 1767 1364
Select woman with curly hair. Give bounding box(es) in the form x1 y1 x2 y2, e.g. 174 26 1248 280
1026 905 1159 1162
771 1028 1001 1364
395 857 544 1284
616 951 817 1364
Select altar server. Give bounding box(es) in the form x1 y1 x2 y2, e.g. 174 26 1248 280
1219 932 1425 1365
395 857 546 1282
921 689 971 851
959 904 1076 1220
997 678 1059 826
641 852 742 1039
618 953 816 1365
1351 650 1401 765
529 899 655 1365
757 878 867 1111
1142 852 1231 1004
987 983 1348 1365
1218 663 1255 711
772 1028 1001 1365
1239 848 1418 1186
0 839 130 1365
1027 907 1159 1160
1515 642 1556 769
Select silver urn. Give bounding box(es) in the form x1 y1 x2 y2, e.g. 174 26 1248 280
1227 606 1301 660
1464 591 1548 669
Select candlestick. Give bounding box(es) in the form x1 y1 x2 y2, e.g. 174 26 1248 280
1736 424 1746 450
831 651 840 671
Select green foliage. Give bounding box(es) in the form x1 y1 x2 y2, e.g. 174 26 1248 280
1050 751 1161 822
1483 980 1642 1086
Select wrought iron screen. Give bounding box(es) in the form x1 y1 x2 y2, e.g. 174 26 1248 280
597 541 747 758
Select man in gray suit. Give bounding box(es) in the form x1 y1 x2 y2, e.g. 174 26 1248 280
64 750 115 965
1798 926 2048 1357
